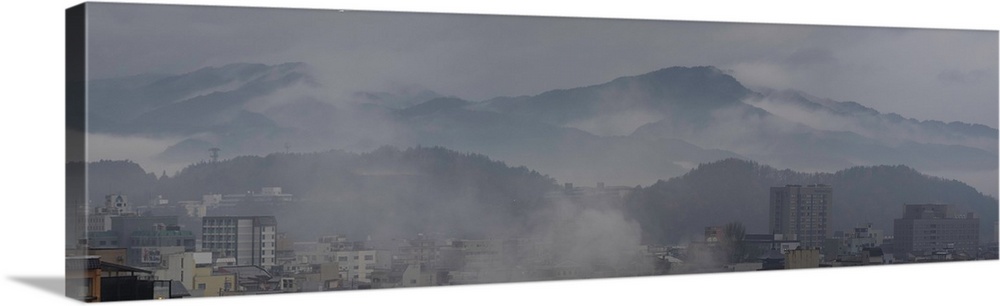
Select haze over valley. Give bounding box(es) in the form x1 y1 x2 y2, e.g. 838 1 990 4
86 63 998 196
66 5 1000 298
73 62 1000 246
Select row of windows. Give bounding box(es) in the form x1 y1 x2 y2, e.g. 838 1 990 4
790 230 826 235
131 238 193 246
917 236 977 240
203 219 237 226
96 240 119 246
336 255 376 262
920 230 977 235
791 205 827 210
204 242 235 249
796 219 827 224
203 228 235 233
921 224 977 229
799 212 826 217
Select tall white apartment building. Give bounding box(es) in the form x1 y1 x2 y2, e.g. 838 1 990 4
202 216 277 270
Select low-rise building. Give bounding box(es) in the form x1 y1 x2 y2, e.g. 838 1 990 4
192 266 236 297
218 187 295 207
66 256 102 302
292 262 341 292
87 194 137 233
744 233 800 255
824 224 884 260
785 248 820 269
152 251 212 295
400 263 446 287
87 248 127 265
218 265 282 293
68 255 189 301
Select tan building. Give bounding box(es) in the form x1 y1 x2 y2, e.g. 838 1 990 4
293 262 341 291
153 252 213 294
331 249 379 284
88 248 127 265
193 267 236 297
785 248 820 269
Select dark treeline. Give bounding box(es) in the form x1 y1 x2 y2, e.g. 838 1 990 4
84 146 559 240
624 158 999 245
80 150 997 245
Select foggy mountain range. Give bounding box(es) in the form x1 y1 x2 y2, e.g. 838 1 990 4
86 62 998 196
77 148 997 245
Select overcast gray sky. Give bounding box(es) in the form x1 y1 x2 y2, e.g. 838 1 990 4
87 3 998 128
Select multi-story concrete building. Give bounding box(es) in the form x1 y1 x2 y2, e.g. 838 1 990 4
825 223 884 259
993 220 998 243
396 235 440 266
128 225 197 266
193 267 236 297
704 226 724 243
893 204 979 260
87 194 137 233
218 187 295 207
109 216 179 247
846 225 882 254
744 233 801 254
201 216 277 270
318 236 382 286
769 184 832 249
86 215 193 267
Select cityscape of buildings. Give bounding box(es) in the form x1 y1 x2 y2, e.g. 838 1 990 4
66 183 1000 302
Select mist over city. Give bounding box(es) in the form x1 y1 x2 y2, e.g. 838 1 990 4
66 2 998 302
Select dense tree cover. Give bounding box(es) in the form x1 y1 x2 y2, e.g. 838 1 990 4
722 221 749 263
83 152 996 245
624 159 998 245
85 146 558 240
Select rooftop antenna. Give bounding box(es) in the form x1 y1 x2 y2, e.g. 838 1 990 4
209 147 221 163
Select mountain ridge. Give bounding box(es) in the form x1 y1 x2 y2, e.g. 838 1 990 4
623 158 998 244
79 148 998 246
85 62 998 196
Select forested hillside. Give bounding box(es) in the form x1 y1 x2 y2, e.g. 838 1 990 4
624 159 998 244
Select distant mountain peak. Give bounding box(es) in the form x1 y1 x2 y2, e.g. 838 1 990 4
482 65 752 129
147 62 310 88
626 65 734 83
603 65 752 110
399 97 470 117
641 65 724 76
